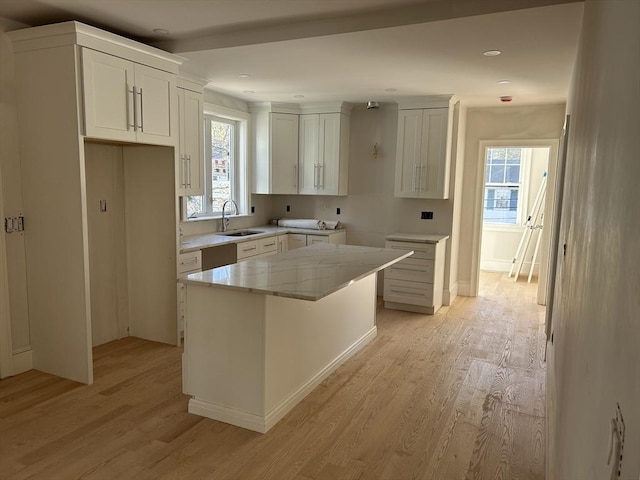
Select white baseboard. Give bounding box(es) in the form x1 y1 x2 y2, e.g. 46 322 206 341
443 282 458 305
12 348 32 375
188 326 378 434
458 281 471 297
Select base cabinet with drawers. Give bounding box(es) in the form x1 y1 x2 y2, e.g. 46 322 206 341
288 230 347 250
383 234 449 314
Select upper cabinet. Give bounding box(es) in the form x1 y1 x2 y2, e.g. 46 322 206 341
394 96 454 199
252 104 299 195
177 76 206 196
298 112 350 196
82 48 177 146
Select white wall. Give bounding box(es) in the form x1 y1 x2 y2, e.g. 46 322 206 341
480 147 549 274
0 18 30 366
457 104 566 294
547 1 639 478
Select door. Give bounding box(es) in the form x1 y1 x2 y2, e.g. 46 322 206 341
82 48 136 143
298 114 319 194
318 113 341 195
394 109 423 198
270 113 299 194
177 88 204 196
134 63 176 146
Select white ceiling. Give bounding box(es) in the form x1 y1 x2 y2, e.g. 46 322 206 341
0 0 584 107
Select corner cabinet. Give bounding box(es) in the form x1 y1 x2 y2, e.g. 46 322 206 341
177 77 206 196
82 48 177 146
298 112 350 196
394 96 454 199
252 104 300 194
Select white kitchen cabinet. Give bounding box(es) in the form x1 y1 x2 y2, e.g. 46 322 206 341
383 235 448 314
82 48 177 146
298 112 349 196
237 236 279 261
8 21 182 385
177 83 204 196
287 231 347 250
394 96 454 199
277 234 288 253
252 106 299 194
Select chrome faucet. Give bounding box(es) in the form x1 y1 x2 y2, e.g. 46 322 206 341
221 199 239 232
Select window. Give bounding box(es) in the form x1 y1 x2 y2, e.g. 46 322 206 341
184 109 249 219
483 147 523 225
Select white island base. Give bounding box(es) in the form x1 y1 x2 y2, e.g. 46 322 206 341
184 273 377 433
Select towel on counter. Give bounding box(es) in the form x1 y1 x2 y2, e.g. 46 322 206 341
275 219 327 230
323 221 342 230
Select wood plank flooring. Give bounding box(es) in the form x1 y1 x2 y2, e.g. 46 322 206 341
0 272 546 479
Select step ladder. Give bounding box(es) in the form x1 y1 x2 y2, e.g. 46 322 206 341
508 172 547 282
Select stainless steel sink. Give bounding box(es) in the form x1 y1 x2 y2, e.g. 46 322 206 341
221 230 264 237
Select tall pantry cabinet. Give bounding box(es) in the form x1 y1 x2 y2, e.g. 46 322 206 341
8 22 183 384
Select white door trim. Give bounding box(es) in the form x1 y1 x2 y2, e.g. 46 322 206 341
471 139 559 299
0 164 13 379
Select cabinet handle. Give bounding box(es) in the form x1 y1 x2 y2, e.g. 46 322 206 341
242 246 257 252
318 164 324 189
263 242 276 247
390 289 424 296
392 267 427 273
314 164 319 188
180 258 199 266
181 155 187 188
293 165 297 188
138 87 144 132
413 165 418 192
187 155 192 188
127 87 135 130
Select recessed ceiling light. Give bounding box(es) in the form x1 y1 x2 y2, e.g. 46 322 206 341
152 28 169 35
294 94 305 98
238 74 252 78
483 50 502 57
497 79 512 84
243 90 254 94
385 88 397 92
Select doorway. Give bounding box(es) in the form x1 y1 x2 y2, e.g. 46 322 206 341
471 140 559 304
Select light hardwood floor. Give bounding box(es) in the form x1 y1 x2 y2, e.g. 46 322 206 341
0 272 545 480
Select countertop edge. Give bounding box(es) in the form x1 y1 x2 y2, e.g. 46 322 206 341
385 233 450 243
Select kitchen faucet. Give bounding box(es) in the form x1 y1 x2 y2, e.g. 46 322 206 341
221 199 239 232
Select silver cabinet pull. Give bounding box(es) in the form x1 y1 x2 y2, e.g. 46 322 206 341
318 164 324 189
293 165 297 188
186 155 192 188
127 86 135 130
181 155 187 188
138 87 144 131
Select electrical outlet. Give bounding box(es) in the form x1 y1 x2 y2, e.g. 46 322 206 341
336 208 341 215
286 205 291 212
251 206 255 213
421 211 433 220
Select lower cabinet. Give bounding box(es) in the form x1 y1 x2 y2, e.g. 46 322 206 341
277 234 288 253
237 236 279 261
288 231 347 250
383 239 446 314
177 250 202 343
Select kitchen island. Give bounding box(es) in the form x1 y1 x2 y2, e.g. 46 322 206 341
179 243 412 433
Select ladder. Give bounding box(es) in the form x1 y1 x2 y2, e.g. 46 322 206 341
508 172 547 282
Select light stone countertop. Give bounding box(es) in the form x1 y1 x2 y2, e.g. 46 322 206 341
180 225 346 253
179 243 412 301
385 233 449 244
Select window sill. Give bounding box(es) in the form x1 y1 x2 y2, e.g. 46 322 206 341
182 213 253 223
482 223 524 233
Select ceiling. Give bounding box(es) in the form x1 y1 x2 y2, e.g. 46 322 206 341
0 0 584 106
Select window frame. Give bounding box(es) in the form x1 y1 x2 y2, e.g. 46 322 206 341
482 146 532 228
182 104 250 222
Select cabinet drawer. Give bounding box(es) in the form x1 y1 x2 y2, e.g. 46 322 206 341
307 235 329 246
386 258 435 283
178 251 202 275
258 236 278 255
237 240 259 260
385 240 435 260
383 279 434 307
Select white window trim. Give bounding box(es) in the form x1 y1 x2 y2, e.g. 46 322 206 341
482 146 532 228
182 104 251 222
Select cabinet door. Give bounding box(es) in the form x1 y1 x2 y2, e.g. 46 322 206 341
419 108 449 199
288 233 307 250
298 114 320 194
394 109 423 198
318 113 341 195
82 48 136 143
277 234 288 253
307 235 329 246
177 88 204 196
270 113 299 194
134 63 176 146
